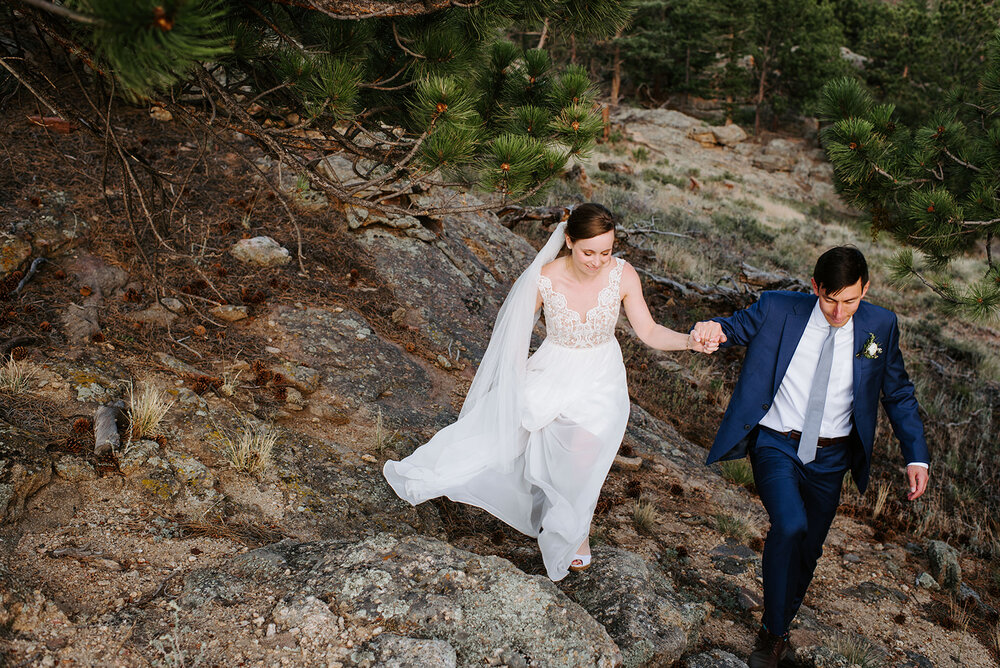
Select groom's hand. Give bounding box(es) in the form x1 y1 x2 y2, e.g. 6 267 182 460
906 464 929 501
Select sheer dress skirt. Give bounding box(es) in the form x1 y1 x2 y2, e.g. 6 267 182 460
383 336 629 581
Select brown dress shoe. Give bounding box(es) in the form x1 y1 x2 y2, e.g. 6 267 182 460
748 626 789 668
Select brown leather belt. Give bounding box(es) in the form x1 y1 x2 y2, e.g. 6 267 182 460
761 426 852 448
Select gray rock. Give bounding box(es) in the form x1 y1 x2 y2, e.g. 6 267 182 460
271 361 321 394
165 450 214 490
711 124 748 146
616 108 703 131
1 237 31 281
358 634 458 668
226 534 621 667
561 546 710 668
0 561 30 630
118 440 161 477
154 352 201 376
925 540 961 591
841 581 906 603
61 253 129 341
685 649 749 668
179 569 246 607
840 45 870 70
710 542 759 576
901 649 935 668
128 302 179 328
915 572 939 590
230 236 291 267
8 191 88 259
270 305 430 424
0 419 52 525
345 205 434 241
53 456 97 482
351 202 532 360
751 152 796 173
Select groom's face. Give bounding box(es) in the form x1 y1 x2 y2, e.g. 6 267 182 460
811 277 870 327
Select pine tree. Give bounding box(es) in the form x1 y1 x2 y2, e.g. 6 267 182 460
1 1 632 216
819 33 1000 319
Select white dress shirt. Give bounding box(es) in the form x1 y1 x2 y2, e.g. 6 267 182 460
760 301 855 438
758 301 928 469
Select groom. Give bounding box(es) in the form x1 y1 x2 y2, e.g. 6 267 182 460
693 247 929 668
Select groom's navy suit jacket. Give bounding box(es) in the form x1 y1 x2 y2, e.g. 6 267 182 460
706 291 928 493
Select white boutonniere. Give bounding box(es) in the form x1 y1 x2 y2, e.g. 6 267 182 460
857 332 883 360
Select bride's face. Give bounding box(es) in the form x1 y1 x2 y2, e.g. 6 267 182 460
566 230 615 275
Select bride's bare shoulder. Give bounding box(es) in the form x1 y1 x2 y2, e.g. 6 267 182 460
540 257 566 278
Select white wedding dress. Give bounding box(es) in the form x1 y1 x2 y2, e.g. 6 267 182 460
383 252 630 581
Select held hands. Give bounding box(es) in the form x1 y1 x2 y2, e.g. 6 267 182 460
906 464 929 501
688 321 727 354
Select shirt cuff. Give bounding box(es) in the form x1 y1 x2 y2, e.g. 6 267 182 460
907 462 929 469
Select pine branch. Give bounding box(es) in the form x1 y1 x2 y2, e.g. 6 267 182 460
272 1 469 20
14 0 102 25
392 22 426 60
907 266 962 304
942 147 981 172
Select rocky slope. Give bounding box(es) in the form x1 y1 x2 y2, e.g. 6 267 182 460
1 104 997 667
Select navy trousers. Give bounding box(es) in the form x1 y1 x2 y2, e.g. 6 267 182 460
750 427 851 635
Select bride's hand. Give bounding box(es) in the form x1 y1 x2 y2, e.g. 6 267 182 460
688 328 721 354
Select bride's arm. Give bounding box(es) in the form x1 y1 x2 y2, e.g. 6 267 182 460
620 262 714 353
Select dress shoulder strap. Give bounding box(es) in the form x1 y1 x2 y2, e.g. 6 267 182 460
609 257 626 292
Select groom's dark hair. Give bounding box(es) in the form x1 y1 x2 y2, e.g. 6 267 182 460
813 246 869 294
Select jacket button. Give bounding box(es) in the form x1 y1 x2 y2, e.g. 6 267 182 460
743 424 751 430
761 403 769 410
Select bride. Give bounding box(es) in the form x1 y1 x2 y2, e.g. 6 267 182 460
383 203 717 580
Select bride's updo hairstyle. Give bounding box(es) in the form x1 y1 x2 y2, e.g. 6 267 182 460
566 203 615 242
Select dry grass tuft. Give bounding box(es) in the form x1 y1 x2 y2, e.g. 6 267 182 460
632 500 658 534
871 482 891 519
827 631 884 668
221 421 277 476
127 383 174 442
714 512 754 542
0 356 37 394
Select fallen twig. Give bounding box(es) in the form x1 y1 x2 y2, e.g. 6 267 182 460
13 257 46 295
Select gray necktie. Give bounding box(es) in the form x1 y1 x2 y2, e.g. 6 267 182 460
798 325 837 464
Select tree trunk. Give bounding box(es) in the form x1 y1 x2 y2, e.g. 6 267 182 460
570 34 576 64
610 28 624 108
537 19 549 50
754 30 772 138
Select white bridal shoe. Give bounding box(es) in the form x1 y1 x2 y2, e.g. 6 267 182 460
568 553 592 572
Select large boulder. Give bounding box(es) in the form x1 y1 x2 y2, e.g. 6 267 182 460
268 304 431 424
560 546 711 668
711 124 748 146
353 189 534 360
204 534 622 667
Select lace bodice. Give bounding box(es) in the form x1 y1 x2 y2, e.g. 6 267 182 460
537 258 624 349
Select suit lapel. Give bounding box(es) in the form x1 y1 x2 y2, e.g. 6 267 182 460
851 303 868 401
773 297 814 397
